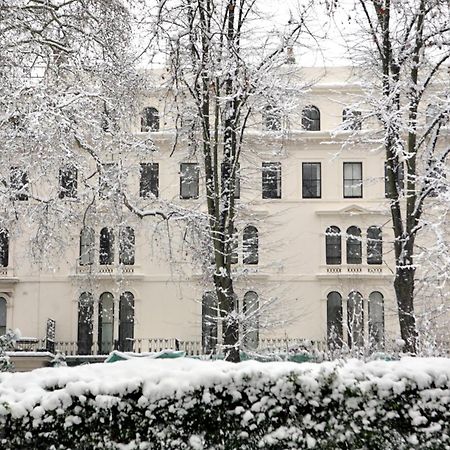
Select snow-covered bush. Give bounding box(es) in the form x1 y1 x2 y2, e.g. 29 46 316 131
0 358 450 449
0 329 20 372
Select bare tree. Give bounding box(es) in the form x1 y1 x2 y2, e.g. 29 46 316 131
150 0 315 361
330 0 450 353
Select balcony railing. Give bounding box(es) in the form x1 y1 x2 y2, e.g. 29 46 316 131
0 267 15 277
319 264 390 276
76 264 136 276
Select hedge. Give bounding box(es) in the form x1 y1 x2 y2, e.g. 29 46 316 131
0 358 450 449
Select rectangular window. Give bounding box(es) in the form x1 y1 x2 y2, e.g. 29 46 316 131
59 165 78 199
221 162 240 199
384 161 404 198
10 167 29 201
262 162 281 199
140 163 159 198
302 162 321 198
99 163 118 199
343 162 362 198
180 163 200 199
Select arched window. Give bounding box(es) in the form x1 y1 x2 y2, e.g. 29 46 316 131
302 105 320 131
202 292 218 353
99 227 114 265
342 108 362 130
348 291 364 348
0 229 9 267
369 291 384 349
243 291 259 350
327 292 342 349
99 292 114 354
119 292 134 352
119 227 135 266
346 226 362 264
326 226 341 265
264 105 281 131
243 226 258 265
367 226 382 265
79 227 94 266
141 107 159 132
0 297 6 336
77 292 93 355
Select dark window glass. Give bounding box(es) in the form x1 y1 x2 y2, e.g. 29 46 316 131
180 163 200 199
119 227 135 266
327 292 343 349
99 163 118 199
243 225 258 265
221 161 240 199
119 292 134 352
59 165 77 199
0 229 9 268
348 291 364 348
77 292 93 355
302 105 320 131
369 291 384 349
326 226 341 265
140 163 159 198
98 292 114 354
243 291 259 350
99 227 114 265
79 227 95 266
343 162 362 198
302 162 321 198
367 226 382 265
262 162 281 199
347 226 362 264
264 105 281 131
202 292 218 353
385 161 404 198
10 167 29 201
141 107 160 132
0 297 6 336
342 108 362 130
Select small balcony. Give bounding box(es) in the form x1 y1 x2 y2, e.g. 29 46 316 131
73 264 142 279
0 266 19 283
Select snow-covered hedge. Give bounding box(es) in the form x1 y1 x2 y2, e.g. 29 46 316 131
1 358 450 449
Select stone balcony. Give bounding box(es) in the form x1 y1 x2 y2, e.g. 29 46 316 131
73 264 143 279
317 264 393 279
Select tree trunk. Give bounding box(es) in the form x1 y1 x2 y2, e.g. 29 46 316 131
394 265 417 354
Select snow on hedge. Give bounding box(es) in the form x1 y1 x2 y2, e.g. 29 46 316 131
1 357 450 449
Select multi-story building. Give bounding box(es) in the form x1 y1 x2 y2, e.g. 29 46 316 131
1 65 435 361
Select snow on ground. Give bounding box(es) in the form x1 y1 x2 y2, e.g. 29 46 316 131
1 357 450 418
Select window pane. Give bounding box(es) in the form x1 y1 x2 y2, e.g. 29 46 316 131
369 291 384 349
119 227 135 266
79 227 95 266
348 291 364 348
327 292 342 349
367 226 382 265
180 163 200 199
347 226 362 264
0 229 9 268
243 291 259 350
262 162 281 199
99 227 114 265
141 107 159 132
78 292 93 355
10 167 29 201
59 165 77 199
202 292 218 353
343 162 362 198
119 292 134 352
140 163 159 198
302 163 321 198
326 226 341 265
243 226 258 265
264 105 281 131
99 163 118 199
99 292 114 354
302 106 320 131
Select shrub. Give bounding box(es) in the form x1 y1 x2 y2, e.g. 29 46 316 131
0 358 450 449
